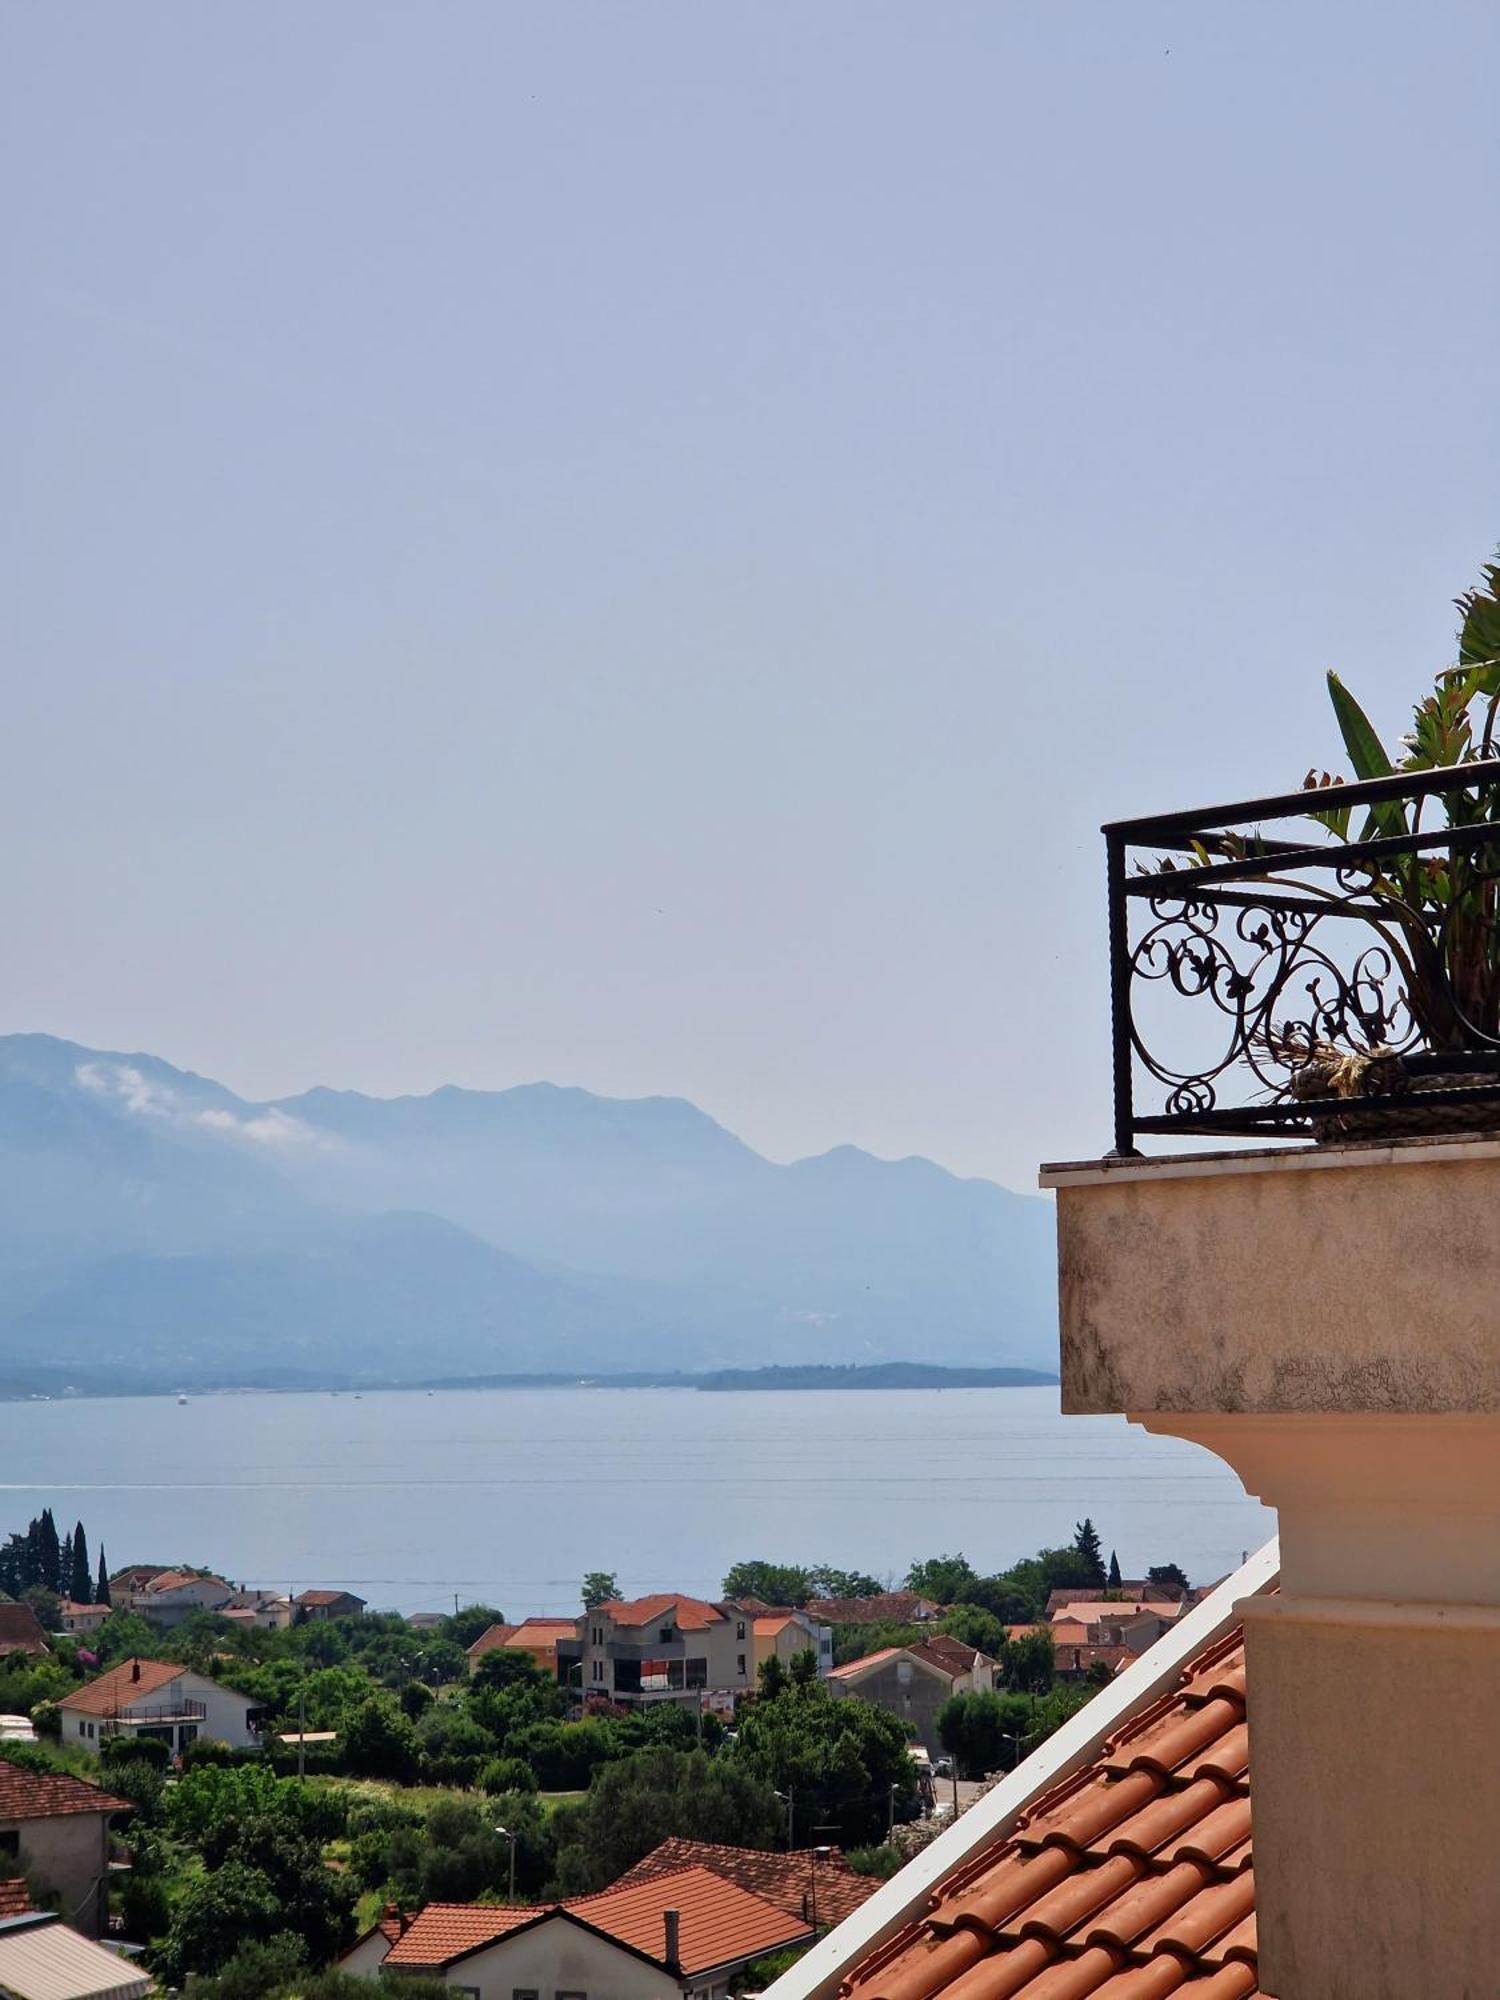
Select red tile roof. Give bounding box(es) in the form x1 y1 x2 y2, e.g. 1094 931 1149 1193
619 1837 880 1927
385 1904 542 1967
913 1636 986 1674
57 1659 185 1717
570 1865 814 1973
141 1570 225 1595
388 1866 813 1976
0 1761 130 1822
0 1881 30 1918
807 1594 944 1626
838 1626 1259 1999
293 1589 365 1606
464 1623 519 1658
596 1593 727 1632
827 1647 904 1681
0 1606 50 1658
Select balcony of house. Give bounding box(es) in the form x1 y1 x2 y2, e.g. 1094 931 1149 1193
609 1654 710 1698
1047 758 1500 1430
104 1698 209 1729
1041 758 1500 1996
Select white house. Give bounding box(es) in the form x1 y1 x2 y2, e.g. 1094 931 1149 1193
348 1864 812 2000
57 1659 259 1757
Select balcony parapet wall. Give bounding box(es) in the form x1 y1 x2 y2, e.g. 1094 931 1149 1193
1040 1132 1500 1416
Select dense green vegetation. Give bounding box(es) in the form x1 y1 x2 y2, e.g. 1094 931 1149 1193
0 1515 1190 1988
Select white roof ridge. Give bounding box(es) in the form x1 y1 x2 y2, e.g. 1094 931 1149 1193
762 1537 1280 2000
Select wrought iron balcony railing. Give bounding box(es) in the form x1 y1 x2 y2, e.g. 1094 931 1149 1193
1105 760 1500 1152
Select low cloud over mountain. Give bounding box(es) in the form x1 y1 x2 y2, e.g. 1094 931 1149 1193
0 1034 1055 1385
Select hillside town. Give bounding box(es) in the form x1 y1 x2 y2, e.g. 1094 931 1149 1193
0 1511 1211 1995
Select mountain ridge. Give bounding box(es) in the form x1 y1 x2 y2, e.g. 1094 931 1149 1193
0 1032 1056 1380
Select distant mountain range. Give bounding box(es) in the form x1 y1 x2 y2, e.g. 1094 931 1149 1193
0 1034 1057 1385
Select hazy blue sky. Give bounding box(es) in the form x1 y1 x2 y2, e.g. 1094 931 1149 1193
4 4 1497 1189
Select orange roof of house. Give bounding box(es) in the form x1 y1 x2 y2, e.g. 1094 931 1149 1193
569 1864 812 1973
597 1593 726 1631
293 1588 365 1606
57 1659 185 1716
1050 1602 1180 1627
0 1606 50 1657
387 1865 812 1976
753 1614 800 1637
142 1570 224 1594
465 1623 519 1658
0 1880 28 1918
827 1647 903 1681
385 1904 542 1967
807 1594 943 1625
838 1624 1258 1999
0 1762 130 1822
619 1836 880 1927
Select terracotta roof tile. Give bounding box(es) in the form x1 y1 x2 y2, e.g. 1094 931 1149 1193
837 1633 1264 2000
568 1863 813 1972
384 1903 541 1967
807 1594 944 1626
0 1761 130 1821
0 1606 50 1657
464 1623 518 1658
0 1881 29 1918
388 1866 812 1977
57 1659 185 1717
617 1836 879 1926
595 1593 726 1631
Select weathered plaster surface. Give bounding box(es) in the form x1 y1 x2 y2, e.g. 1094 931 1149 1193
1048 1144 1500 1413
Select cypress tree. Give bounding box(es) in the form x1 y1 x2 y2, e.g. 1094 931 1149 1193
37 1510 61 1594
60 1529 74 1595
95 1545 111 1608
1107 1549 1122 1591
70 1523 92 1604
1073 1516 1106 1590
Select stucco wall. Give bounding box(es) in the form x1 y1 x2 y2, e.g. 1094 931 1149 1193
0 1812 109 1935
1045 1139 1500 1413
401 1918 680 2000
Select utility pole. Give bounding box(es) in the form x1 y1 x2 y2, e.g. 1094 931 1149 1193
297 1683 306 1782
887 1782 899 1843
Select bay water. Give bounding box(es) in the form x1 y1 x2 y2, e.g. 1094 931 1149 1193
0 1386 1272 1616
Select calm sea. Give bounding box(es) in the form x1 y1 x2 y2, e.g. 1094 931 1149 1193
0 1386 1272 1617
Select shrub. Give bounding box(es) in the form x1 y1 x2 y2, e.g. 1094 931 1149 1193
102 1734 171 1772
480 1756 537 1796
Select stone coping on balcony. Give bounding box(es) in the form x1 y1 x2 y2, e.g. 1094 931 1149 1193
1041 1130 1500 1415
1039 1128 1500 1189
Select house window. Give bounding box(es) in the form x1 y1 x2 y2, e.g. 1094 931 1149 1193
658 1625 674 1643
513 1990 540 2000
686 1657 707 1689
558 1990 587 1999
0 1832 19 1860
736 1621 746 1639
737 1653 747 1676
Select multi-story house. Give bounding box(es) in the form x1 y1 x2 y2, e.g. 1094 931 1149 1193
752 1608 834 1679
578 1594 761 1705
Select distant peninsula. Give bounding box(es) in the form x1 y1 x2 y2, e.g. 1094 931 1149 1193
692 1362 1058 1391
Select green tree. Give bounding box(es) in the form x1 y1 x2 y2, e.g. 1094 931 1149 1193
551 1748 782 1893
996 1628 1056 1695
806 1567 883 1599
152 1861 285 1987
1147 1563 1190 1595
730 1681 917 1847
937 1689 1037 1778
1107 1549 1122 1592
759 1655 789 1700
1072 1519 1106 1590
721 1561 812 1606
581 1571 618 1608
95 1544 111 1607
68 1522 91 1605
441 1603 509 1650
342 1694 419 1782
940 1605 1008 1658
904 1554 980 1605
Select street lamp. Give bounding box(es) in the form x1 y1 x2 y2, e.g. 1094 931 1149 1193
494 1824 517 1902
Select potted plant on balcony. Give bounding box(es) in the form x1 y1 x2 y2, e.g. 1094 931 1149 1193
1284 556 1500 1134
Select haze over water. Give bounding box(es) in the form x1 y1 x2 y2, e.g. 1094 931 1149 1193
0 1386 1271 1615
